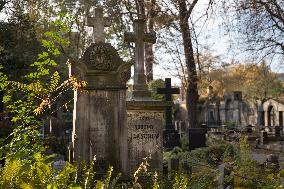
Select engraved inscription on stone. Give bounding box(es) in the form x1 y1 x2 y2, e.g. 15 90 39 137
90 111 107 159
127 111 163 173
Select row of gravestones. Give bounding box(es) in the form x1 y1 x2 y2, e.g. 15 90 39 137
68 6 207 180
68 5 208 178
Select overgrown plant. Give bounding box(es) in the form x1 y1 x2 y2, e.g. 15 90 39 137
0 13 85 162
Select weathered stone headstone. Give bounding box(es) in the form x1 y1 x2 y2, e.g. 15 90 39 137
157 78 180 150
124 19 170 174
127 101 170 174
70 8 131 177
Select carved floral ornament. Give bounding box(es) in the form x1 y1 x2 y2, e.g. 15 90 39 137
83 42 122 71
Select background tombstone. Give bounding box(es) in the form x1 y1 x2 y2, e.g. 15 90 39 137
124 19 171 174
70 8 131 176
188 128 207 150
157 78 180 150
260 130 268 145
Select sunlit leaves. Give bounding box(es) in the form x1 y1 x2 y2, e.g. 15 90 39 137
49 71 60 92
0 14 80 163
0 65 7 91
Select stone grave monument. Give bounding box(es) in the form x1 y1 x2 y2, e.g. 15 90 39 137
70 6 131 177
157 78 181 150
124 19 171 174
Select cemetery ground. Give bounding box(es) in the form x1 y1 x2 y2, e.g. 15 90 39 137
1 125 284 188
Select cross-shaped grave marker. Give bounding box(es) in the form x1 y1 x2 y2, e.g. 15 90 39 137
87 6 110 43
157 78 180 129
124 19 156 97
157 78 181 150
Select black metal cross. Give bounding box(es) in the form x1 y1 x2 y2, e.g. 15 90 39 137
157 78 180 127
157 78 181 150
157 78 180 102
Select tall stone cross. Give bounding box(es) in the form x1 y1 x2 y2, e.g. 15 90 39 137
157 78 180 129
124 19 156 98
87 6 110 43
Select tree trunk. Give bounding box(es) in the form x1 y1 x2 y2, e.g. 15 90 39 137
178 0 199 128
145 0 155 83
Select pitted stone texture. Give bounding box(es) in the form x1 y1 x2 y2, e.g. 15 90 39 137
126 100 171 174
128 111 163 173
71 42 131 178
73 90 129 177
82 42 123 71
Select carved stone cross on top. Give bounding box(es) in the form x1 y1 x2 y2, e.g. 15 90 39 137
124 19 156 98
87 6 110 43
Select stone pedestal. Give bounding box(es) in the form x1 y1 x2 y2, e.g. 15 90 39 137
70 42 131 177
127 100 171 174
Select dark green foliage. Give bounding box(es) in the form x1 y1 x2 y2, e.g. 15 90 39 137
180 136 189 151
148 79 165 100
0 13 74 163
189 142 236 166
0 14 42 81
